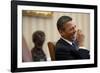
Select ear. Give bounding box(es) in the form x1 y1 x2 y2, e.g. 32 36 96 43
59 30 64 36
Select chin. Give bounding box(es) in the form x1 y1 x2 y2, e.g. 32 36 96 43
71 37 76 41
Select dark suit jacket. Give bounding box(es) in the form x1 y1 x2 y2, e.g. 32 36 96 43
55 38 90 60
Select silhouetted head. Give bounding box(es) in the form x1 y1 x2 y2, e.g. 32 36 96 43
32 31 45 47
57 16 77 41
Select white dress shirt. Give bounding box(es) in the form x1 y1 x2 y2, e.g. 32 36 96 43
61 37 87 50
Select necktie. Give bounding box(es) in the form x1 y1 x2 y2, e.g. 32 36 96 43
72 42 78 50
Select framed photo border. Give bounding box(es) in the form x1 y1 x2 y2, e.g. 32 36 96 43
11 1 97 72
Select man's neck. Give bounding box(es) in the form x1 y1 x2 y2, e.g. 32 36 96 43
61 37 72 45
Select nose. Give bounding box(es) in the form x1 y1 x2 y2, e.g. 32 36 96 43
73 26 77 33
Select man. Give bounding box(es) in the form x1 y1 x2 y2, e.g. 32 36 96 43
55 16 90 60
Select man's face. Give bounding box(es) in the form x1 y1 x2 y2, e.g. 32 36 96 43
61 20 77 41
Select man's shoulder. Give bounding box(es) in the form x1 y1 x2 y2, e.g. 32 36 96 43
55 38 71 51
56 38 70 46
56 38 65 47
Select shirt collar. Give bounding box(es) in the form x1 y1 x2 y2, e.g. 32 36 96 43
61 37 72 45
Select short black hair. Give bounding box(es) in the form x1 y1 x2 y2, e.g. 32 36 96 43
57 16 72 31
32 31 45 46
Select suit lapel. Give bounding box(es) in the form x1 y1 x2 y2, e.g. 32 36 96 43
60 38 79 50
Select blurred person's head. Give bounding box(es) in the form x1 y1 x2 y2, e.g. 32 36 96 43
32 31 45 48
57 16 77 41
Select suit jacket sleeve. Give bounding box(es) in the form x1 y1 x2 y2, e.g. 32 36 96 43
78 48 90 59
